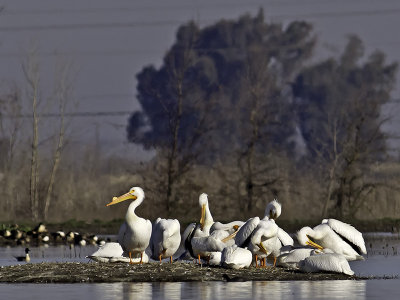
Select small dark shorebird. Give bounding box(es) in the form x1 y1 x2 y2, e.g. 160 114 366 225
15 248 30 262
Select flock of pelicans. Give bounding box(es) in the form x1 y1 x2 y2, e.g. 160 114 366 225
87 186 368 276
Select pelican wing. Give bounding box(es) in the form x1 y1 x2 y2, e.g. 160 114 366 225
299 253 354 275
222 245 252 269
276 248 313 269
117 222 128 251
211 221 244 234
277 227 294 246
234 217 260 247
325 219 367 255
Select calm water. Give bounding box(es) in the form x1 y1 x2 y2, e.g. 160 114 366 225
0 233 399 300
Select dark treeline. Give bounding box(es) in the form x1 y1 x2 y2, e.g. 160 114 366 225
0 10 399 224
127 9 399 222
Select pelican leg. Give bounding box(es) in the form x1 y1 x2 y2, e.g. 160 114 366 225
140 252 143 264
129 252 133 264
254 255 258 267
262 258 266 268
273 256 277 267
170 256 173 264
159 255 162 263
198 254 202 265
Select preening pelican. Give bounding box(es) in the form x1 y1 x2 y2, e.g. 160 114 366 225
208 245 252 269
298 252 354 275
106 186 152 264
234 199 292 266
87 242 149 263
190 193 228 263
248 218 279 267
221 245 253 269
297 219 366 261
150 218 181 263
235 217 260 248
191 226 225 263
210 220 244 244
198 193 214 233
264 199 282 220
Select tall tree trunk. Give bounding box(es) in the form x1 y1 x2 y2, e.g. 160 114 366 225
30 81 39 222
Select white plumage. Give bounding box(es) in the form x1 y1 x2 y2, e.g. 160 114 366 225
150 218 181 262
298 252 354 276
107 186 152 264
248 218 279 261
221 245 253 269
276 247 315 269
87 242 149 263
297 219 366 261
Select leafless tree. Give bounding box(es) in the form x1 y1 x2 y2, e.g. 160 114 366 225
22 48 40 221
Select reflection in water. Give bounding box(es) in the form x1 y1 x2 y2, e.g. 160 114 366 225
90 280 366 300
5 280 400 300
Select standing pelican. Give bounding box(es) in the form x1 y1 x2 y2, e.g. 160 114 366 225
248 218 279 267
150 218 181 263
297 218 366 261
106 186 152 264
190 193 228 263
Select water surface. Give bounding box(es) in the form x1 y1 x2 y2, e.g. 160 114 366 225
0 233 399 299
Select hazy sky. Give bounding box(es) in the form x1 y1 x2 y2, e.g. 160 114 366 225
1 0 399 158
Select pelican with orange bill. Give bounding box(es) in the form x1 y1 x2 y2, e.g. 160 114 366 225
106 186 152 264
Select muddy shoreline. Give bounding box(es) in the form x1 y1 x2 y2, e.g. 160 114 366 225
0 262 371 283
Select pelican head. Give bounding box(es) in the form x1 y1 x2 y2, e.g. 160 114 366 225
264 199 281 220
198 193 213 231
107 186 144 206
297 226 324 251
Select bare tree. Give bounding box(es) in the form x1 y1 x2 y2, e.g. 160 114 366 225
22 48 40 221
0 87 23 218
43 61 72 220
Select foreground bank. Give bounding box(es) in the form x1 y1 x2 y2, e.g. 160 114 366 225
0 262 371 283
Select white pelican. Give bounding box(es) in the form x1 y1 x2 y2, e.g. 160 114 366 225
87 242 149 263
297 219 366 261
150 218 181 263
174 222 197 260
298 252 354 275
190 193 231 263
15 248 30 262
210 221 244 245
248 218 279 267
264 199 282 220
221 245 253 269
235 199 293 266
191 226 225 263
208 245 252 269
198 193 214 233
106 186 152 264
276 246 315 269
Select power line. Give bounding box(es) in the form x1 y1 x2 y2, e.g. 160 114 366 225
2 0 399 16
1 7 400 32
3 111 132 118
